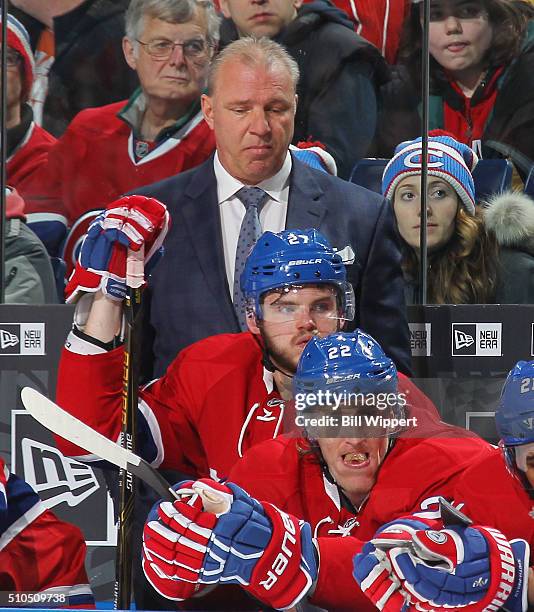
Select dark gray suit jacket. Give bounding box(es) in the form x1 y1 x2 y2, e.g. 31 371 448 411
135 155 411 377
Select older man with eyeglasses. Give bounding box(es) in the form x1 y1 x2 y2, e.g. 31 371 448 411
32 0 219 232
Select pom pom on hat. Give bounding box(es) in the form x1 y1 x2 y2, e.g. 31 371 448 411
381 134 478 215
3 15 34 101
290 141 338 175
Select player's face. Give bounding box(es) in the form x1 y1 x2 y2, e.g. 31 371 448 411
219 0 303 38
248 285 340 374
516 443 534 489
201 58 297 185
318 436 388 507
393 177 459 252
426 0 493 84
123 14 212 111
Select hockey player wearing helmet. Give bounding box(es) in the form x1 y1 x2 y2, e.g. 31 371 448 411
56 228 362 607
496 360 534 495
57 228 355 476
239 229 355 397
142 331 530 611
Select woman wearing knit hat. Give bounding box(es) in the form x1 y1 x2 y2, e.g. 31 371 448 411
382 133 534 304
376 0 534 179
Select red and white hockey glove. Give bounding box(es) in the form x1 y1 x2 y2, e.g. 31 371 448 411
353 515 529 611
65 195 170 303
142 478 318 608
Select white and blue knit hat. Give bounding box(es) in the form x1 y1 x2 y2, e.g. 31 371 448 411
3 15 34 99
382 135 478 215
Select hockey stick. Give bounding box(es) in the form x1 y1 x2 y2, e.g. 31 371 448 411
21 387 176 502
19 387 228 514
115 248 144 610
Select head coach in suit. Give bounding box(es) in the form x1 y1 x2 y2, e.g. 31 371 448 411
133 36 411 378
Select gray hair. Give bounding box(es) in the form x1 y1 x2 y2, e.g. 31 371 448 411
125 0 220 46
207 37 300 95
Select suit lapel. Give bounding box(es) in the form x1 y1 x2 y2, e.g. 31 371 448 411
286 158 328 229
180 160 238 327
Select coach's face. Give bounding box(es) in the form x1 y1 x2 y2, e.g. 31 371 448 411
201 57 297 185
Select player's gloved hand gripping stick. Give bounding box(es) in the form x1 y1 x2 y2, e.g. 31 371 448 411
353 501 529 612
20 389 318 610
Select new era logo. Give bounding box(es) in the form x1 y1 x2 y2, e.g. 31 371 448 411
452 323 502 357
409 323 432 357
454 329 474 350
0 329 18 349
0 323 45 355
22 438 99 508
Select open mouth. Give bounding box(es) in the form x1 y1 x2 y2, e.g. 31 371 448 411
342 452 369 468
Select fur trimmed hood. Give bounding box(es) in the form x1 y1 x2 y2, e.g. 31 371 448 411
483 191 534 254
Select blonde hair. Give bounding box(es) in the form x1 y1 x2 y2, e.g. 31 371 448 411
207 36 300 95
402 207 500 304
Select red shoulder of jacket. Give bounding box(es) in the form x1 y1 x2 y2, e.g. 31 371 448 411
64 101 129 137
30 123 57 147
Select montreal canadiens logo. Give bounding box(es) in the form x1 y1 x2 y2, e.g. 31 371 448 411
426 530 448 544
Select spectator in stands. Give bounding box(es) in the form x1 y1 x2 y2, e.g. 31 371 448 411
218 0 390 179
382 133 534 304
9 0 138 137
302 0 410 63
3 15 65 248
4 187 57 304
35 0 219 227
377 0 534 179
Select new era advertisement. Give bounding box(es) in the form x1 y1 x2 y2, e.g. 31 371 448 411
0 323 45 355
451 323 502 357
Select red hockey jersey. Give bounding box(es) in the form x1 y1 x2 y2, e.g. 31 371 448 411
34 99 216 225
0 460 94 607
56 331 441 482
227 433 499 611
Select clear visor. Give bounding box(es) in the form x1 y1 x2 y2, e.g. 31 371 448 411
251 283 355 323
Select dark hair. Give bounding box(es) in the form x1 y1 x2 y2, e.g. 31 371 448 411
397 0 534 87
401 207 500 304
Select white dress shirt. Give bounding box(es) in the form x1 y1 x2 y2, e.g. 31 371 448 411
214 151 291 295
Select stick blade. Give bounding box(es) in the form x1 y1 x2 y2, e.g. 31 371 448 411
20 386 139 471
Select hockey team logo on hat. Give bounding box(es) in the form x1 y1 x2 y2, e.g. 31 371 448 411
452 323 502 357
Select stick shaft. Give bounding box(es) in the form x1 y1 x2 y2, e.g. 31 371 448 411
114 272 143 610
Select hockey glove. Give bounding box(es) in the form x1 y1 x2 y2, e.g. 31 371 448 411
65 195 170 302
142 478 318 609
353 516 529 612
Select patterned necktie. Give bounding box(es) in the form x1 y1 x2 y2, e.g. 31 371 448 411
233 186 268 330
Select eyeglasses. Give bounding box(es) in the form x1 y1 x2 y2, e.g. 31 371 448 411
136 37 211 60
423 2 488 22
6 50 21 68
